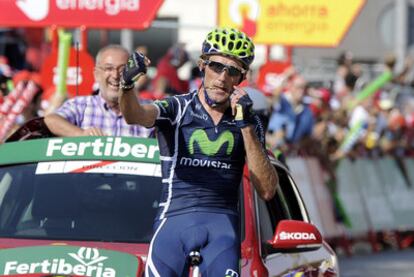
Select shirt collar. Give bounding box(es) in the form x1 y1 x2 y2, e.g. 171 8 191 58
97 92 122 117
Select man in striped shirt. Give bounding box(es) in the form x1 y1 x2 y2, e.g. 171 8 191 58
44 44 151 138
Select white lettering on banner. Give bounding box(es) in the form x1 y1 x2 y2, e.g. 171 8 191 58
3 247 115 277
56 0 140 16
53 67 83 86
46 137 159 159
279 231 317 240
16 0 49 21
35 161 162 177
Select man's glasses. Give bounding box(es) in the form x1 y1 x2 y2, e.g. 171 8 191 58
96 64 126 74
204 60 246 78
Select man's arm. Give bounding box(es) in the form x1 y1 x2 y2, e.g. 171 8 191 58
44 114 105 136
231 86 278 200
242 126 278 200
119 88 158 127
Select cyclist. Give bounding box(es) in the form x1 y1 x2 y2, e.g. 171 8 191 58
119 28 278 277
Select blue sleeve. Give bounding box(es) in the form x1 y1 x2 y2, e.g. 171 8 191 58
153 97 180 126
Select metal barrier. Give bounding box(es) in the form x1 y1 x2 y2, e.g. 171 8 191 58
287 156 414 255
287 158 341 239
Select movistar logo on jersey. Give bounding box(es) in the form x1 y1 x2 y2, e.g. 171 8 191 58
188 129 234 156
179 157 231 169
155 99 169 108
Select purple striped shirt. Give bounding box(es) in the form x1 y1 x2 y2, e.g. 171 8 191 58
55 94 152 137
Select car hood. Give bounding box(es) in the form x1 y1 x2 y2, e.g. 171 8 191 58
0 239 147 277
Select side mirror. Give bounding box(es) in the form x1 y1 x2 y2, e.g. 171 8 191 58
268 220 322 253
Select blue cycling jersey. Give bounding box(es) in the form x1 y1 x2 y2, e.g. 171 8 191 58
153 91 249 220
146 91 265 277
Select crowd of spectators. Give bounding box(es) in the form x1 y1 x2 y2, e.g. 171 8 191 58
0 38 413 165
259 51 414 163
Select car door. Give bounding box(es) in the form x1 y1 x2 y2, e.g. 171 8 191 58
255 162 336 276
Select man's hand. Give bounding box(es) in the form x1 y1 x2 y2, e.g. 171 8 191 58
231 86 254 128
121 51 149 91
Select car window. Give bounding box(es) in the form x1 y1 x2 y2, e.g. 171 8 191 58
0 163 162 243
256 164 306 255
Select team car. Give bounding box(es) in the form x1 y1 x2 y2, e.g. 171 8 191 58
0 133 338 276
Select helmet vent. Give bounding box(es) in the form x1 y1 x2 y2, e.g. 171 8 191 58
221 37 227 47
228 41 234 50
236 41 242 49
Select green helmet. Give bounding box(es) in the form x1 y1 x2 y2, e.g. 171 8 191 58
202 28 255 68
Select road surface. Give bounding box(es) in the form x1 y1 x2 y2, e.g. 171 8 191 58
339 249 414 277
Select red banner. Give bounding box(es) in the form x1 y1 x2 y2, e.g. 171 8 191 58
40 48 95 98
0 0 163 29
256 61 291 96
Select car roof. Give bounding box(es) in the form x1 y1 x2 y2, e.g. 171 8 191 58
0 136 160 166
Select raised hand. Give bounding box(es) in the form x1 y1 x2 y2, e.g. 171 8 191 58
231 86 254 129
121 51 150 91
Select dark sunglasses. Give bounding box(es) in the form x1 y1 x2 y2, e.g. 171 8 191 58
204 60 246 77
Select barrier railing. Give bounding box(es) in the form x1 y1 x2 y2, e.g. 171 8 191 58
287 156 414 256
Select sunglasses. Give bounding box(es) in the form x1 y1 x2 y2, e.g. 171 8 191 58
204 60 246 78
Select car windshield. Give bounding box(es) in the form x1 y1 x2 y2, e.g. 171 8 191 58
0 162 162 243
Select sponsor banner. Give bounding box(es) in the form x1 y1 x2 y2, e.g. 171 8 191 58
0 0 164 29
40 48 95 99
218 0 366 46
256 61 291 96
0 245 139 277
36 160 161 177
0 137 160 166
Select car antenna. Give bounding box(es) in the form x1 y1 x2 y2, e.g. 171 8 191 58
75 40 80 97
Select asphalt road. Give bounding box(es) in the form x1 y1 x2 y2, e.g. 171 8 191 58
339 249 414 277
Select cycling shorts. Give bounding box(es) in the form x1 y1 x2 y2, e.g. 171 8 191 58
145 211 240 277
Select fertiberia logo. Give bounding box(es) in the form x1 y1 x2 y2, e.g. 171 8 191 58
3 247 116 277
